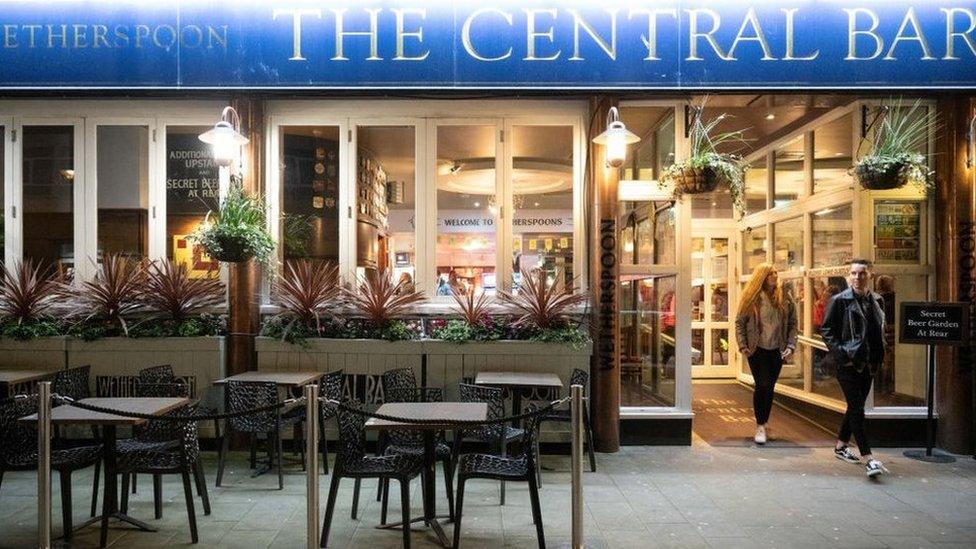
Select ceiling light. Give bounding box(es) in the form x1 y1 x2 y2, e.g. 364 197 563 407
765 113 776 120
473 201 480 207
533 202 540 207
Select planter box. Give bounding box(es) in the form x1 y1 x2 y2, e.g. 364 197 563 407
0 336 69 370
256 337 592 442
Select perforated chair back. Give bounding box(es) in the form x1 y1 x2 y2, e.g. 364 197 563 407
53 365 91 401
334 399 367 467
139 364 175 383
569 368 589 395
226 381 278 433
458 383 506 442
381 367 417 402
319 370 344 420
0 394 39 468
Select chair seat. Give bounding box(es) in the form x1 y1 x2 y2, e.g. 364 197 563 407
117 438 179 453
339 454 423 478
462 426 525 445
384 441 452 460
117 449 189 473
4 443 102 471
457 453 529 480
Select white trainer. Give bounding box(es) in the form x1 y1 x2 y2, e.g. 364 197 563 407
754 425 767 445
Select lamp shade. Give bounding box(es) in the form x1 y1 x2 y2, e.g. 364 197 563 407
199 118 249 167
592 108 641 168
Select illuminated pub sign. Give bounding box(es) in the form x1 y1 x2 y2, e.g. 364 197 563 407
0 1 975 89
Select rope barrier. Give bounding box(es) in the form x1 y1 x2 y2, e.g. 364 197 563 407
325 396 571 427
50 394 304 423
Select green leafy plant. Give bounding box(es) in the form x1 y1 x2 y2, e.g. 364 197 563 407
0 260 65 340
140 259 224 322
191 180 275 264
270 260 343 336
852 99 935 192
497 268 587 330
345 267 425 330
67 254 145 337
522 325 591 350
662 104 748 210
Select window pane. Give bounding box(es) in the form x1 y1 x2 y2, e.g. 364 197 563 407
436 125 496 295
773 216 803 271
774 136 804 206
691 238 704 322
167 126 219 277
691 329 704 365
712 238 730 322
1 125 4 256
712 329 729 366
874 201 922 265
23 126 74 272
280 126 341 268
874 273 927 406
743 157 767 215
742 225 767 273
512 126 574 291
97 126 149 260
813 114 853 194
620 274 676 407
783 277 804 334
811 273 849 338
812 204 853 268
356 126 415 285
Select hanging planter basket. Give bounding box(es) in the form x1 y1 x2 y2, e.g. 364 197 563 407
671 166 723 194
207 234 254 263
853 161 909 190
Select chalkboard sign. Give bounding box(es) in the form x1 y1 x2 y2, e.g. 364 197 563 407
899 302 970 346
166 133 219 214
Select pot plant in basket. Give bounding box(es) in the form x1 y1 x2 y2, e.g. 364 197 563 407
190 180 274 264
662 106 748 209
852 100 935 192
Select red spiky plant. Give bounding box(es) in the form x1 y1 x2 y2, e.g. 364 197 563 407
345 266 424 328
0 259 61 325
141 259 224 322
272 260 343 332
69 254 146 335
496 268 587 329
450 285 493 327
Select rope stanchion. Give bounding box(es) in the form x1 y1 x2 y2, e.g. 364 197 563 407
571 384 584 549
37 381 52 549
304 385 319 549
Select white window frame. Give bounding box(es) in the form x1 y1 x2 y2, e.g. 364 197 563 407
1 119 13 268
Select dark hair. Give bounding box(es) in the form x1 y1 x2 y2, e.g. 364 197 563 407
850 258 873 269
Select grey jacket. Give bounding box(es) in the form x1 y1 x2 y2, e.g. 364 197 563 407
820 287 886 367
734 294 798 355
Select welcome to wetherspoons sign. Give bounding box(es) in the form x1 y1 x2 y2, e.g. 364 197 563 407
0 1 975 89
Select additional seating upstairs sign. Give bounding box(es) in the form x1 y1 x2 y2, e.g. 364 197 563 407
899 302 970 346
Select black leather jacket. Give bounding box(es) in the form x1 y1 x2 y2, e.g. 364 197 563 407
820 288 886 368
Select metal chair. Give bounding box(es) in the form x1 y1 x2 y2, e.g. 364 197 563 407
138 364 174 383
215 381 302 490
117 403 207 544
317 370 344 474
0 394 103 542
52 364 103 517
320 400 423 549
538 368 596 472
116 382 209 521
454 403 546 549
454 382 525 505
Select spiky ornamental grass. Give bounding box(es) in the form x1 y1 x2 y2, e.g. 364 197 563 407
853 99 936 193
271 260 343 334
497 268 587 330
0 260 63 338
450 285 493 327
68 254 146 336
141 259 224 322
345 267 425 332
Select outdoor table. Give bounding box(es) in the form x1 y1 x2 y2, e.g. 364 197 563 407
0 368 60 398
21 397 190 547
474 371 564 427
366 401 487 548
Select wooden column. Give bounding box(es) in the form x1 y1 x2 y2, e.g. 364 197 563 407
935 95 975 454
226 96 265 376
588 96 621 452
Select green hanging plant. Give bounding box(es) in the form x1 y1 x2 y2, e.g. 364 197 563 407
190 179 275 264
852 99 936 193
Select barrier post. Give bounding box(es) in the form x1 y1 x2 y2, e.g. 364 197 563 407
304 385 320 549
37 381 52 549
571 384 584 549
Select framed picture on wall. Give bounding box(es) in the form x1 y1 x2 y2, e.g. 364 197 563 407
874 201 921 264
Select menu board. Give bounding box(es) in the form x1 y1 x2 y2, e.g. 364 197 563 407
874 201 921 264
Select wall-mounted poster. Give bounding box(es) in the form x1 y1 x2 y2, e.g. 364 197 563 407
172 235 219 279
874 201 921 264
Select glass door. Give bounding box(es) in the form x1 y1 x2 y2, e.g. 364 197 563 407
691 233 734 378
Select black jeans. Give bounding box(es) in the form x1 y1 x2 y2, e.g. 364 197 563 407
747 348 783 425
837 365 875 455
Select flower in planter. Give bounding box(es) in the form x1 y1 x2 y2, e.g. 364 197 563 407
432 286 504 343
190 180 275 264
270 260 343 338
852 99 936 193
662 102 749 212
0 259 64 340
344 267 425 340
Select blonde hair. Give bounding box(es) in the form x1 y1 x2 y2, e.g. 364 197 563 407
737 262 785 317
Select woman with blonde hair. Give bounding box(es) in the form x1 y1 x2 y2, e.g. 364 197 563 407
734 262 798 444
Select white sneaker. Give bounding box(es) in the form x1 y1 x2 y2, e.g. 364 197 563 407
865 459 888 478
754 425 767 445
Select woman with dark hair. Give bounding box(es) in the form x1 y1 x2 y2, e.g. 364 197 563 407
735 263 798 445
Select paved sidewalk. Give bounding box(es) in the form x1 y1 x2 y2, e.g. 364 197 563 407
2 445 975 548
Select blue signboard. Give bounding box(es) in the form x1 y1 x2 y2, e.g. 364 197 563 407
0 1 975 89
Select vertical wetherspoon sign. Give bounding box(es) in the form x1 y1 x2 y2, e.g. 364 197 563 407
0 1 975 88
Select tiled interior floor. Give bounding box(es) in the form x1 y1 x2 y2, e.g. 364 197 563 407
2 445 976 548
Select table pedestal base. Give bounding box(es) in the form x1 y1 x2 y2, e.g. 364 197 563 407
378 515 452 546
